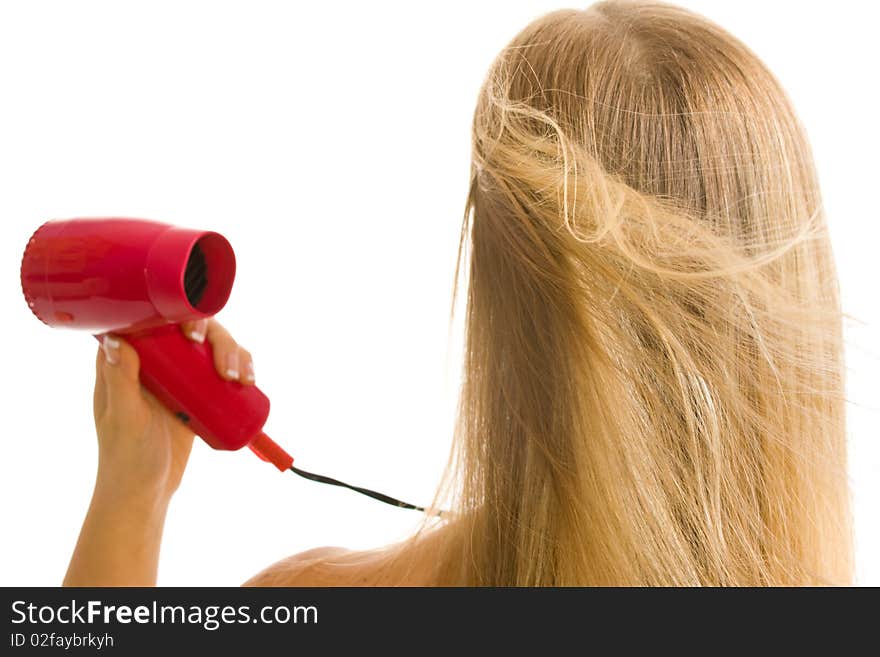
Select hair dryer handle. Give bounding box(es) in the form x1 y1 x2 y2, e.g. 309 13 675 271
110 324 270 451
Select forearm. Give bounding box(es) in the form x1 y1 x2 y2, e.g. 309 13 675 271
63 480 171 587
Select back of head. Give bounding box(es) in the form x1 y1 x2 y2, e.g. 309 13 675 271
433 0 851 585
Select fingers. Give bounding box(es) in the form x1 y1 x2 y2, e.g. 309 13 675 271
238 347 256 385
218 340 256 386
98 334 143 409
180 318 208 344
183 319 256 385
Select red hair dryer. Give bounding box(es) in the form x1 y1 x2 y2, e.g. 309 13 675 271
20 217 291 471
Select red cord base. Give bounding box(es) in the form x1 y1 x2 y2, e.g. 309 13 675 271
248 432 294 471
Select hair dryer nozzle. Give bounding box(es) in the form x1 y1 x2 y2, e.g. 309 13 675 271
21 218 236 333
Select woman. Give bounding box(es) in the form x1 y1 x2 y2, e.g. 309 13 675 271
65 0 852 586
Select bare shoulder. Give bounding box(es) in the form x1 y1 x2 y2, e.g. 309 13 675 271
242 547 366 586
242 527 446 587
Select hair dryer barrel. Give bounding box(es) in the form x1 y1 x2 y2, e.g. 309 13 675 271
20 218 236 334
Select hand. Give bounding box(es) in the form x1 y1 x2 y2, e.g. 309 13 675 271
92 319 256 504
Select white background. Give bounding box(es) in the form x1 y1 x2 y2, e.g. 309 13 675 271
0 1 877 586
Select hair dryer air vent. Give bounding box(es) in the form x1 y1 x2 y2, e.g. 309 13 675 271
176 232 235 316
184 242 208 308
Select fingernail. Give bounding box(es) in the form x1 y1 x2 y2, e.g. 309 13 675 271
225 351 240 379
244 360 255 382
189 319 208 344
102 335 119 365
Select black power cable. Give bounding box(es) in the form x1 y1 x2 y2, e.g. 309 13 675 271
289 465 441 516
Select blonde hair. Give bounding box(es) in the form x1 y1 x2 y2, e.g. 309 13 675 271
410 0 851 585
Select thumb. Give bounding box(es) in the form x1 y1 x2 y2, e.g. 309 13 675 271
99 334 143 409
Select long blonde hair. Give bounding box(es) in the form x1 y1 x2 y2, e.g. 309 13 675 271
416 0 851 585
